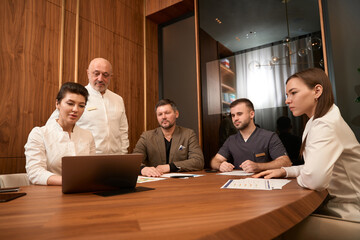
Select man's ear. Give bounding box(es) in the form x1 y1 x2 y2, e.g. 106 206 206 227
250 110 255 119
175 110 179 119
56 100 60 110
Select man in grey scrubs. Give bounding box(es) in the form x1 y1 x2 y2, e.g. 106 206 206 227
211 98 292 173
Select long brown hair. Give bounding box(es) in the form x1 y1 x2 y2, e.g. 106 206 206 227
286 68 335 157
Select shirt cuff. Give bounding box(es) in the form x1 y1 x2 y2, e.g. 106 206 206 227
282 166 300 178
139 165 145 175
42 172 55 185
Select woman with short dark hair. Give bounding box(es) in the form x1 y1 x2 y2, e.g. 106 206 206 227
25 82 95 186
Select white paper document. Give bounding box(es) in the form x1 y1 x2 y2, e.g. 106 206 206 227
160 173 203 178
217 170 253 176
221 178 291 190
137 176 166 183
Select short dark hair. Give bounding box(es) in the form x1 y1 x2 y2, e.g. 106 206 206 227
286 68 334 120
155 99 178 112
230 98 254 111
56 82 89 103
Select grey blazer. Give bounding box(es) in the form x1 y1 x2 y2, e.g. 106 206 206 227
133 126 204 171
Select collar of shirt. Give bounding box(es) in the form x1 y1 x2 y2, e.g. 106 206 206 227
47 118 79 138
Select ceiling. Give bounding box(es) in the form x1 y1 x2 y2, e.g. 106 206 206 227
199 0 321 53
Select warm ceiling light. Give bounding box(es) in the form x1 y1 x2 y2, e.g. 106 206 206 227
215 18 222 24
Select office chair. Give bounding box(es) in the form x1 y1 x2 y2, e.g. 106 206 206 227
0 173 31 188
280 214 360 240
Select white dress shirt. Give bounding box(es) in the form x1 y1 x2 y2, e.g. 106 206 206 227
283 105 360 221
25 119 96 185
48 84 129 154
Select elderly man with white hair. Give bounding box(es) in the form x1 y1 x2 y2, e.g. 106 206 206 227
48 58 129 154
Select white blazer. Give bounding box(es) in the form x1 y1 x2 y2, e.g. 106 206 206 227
284 104 360 221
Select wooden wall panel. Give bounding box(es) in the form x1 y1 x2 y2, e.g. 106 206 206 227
80 0 115 33
120 0 143 12
1 0 146 173
47 0 77 13
0 0 60 173
146 0 193 24
146 0 182 15
62 9 76 83
77 18 115 86
145 50 159 130
46 0 77 85
114 1 144 46
145 19 159 130
113 37 145 150
0 158 26 174
79 0 143 45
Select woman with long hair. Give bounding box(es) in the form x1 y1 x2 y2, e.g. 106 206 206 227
254 68 360 221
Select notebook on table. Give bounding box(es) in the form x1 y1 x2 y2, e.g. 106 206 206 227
62 154 143 194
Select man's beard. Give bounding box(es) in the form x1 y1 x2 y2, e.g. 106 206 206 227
160 120 175 130
235 120 250 131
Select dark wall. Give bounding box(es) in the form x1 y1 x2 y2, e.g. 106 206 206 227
161 16 199 135
325 0 360 140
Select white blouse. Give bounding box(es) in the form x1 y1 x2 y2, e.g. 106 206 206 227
25 119 96 185
284 105 360 221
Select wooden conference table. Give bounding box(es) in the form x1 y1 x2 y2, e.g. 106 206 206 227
0 172 327 240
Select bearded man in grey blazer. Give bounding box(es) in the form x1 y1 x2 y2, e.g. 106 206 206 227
133 99 204 177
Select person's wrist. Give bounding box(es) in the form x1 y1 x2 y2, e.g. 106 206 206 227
255 162 262 171
219 162 224 170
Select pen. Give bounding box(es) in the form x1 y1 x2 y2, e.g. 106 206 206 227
266 180 271 190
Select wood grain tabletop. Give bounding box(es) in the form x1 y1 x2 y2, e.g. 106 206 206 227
0 172 327 240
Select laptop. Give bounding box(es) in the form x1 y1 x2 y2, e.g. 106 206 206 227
62 154 143 194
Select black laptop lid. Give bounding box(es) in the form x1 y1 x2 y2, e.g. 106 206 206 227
62 154 143 194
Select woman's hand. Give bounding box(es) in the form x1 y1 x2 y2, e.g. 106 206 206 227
47 175 62 185
252 168 286 179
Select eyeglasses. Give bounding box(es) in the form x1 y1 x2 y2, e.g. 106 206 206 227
92 71 111 79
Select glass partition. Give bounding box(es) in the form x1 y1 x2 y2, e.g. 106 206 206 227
198 0 323 163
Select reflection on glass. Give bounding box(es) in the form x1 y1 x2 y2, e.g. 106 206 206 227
199 0 323 139
199 0 322 125
307 37 322 51
298 48 308 57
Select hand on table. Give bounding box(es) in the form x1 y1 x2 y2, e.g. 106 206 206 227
141 167 163 177
252 168 286 179
219 161 235 172
240 160 260 173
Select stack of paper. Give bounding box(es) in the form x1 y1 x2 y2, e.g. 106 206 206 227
217 170 253 176
221 178 291 190
160 173 203 178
